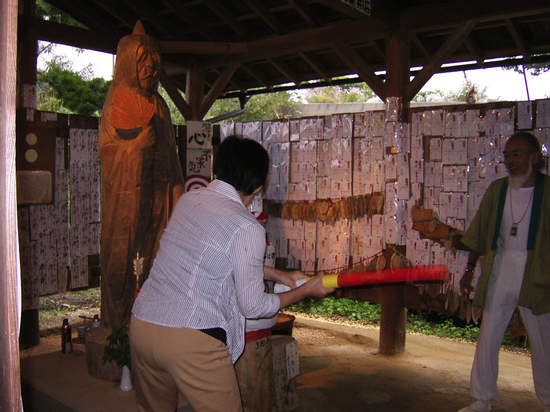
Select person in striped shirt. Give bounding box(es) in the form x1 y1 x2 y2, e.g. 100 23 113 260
130 135 333 412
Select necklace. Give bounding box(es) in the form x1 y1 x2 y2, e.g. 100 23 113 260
509 187 534 237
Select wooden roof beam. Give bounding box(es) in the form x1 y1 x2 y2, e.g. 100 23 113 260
407 20 477 100
242 0 283 34
26 17 117 54
211 67 243 93
159 18 389 71
159 41 247 55
43 0 113 33
411 34 429 58
159 0 213 39
505 19 528 57
160 69 192 121
298 51 329 81
333 42 387 100
267 58 297 85
125 0 174 38
369 39 386 61
245 19 388 61
313 0 368 19
288 0 316 27
464 38 484 65
94 0 135 30
240 65 271 89
203 0 248 39
200 61 240 119
401 0 550 34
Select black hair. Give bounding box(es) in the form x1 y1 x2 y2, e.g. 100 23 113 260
213 135 269 195
508 131 544 171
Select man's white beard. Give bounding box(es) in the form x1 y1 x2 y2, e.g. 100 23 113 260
508 157 534 189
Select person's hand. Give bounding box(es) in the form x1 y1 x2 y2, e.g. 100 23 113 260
460 268 475 297
304 274 334 298
279 270 307 288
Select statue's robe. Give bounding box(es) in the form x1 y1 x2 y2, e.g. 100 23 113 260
99 31 184 328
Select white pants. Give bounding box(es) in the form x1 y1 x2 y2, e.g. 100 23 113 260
470 250 550 406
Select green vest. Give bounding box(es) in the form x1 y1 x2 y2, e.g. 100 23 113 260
461 173 550 315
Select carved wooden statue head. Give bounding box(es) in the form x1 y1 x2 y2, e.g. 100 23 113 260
112 21 161 97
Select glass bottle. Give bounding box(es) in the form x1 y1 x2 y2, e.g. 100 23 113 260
61 318 73 353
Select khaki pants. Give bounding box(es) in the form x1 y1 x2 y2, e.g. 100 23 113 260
130 316 242 412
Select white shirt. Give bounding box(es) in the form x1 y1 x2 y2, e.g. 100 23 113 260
132 179 280 362
488 186 534 308
500 186 534 251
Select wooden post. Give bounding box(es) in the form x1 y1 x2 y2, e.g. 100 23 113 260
0 0 23 409
17 0 38 109
186 65 205 121
378 33 410 355
17 0 41 347
378 284 406 355
385 33 410 122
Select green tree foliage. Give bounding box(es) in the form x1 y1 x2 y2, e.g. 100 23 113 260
205 91 299 123
37 60 111 116
159 90 298 124
304 83 376 103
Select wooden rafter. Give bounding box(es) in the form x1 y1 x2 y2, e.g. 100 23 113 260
216 18 388 65
298 51 329 81
160 18 387 63
333 42 387 100
125 0 173 38
26 0 550 101
240 65 271 89
288 0 315 26
242 0 282 34
313 0 368 19
200 61 240 118
411 34 429 58
45 0 115 34
267 58 297 85
407 20 477 100
159 0 213 39
160 69 192 120
203 0 248 39
25 17 118 54
505 19 528 57
160 41 247 55
464 38 484 65
368 40 386 61
401 0 550 33
94 0 135 30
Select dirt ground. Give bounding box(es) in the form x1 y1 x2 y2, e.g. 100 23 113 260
22 312 542 412
290 315 541 412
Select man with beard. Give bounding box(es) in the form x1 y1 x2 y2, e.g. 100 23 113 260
456 132 550 412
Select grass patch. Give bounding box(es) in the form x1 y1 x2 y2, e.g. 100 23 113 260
39 288 101 331
286 296 527 350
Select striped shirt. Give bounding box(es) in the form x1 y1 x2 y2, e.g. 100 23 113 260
132 179 280 362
